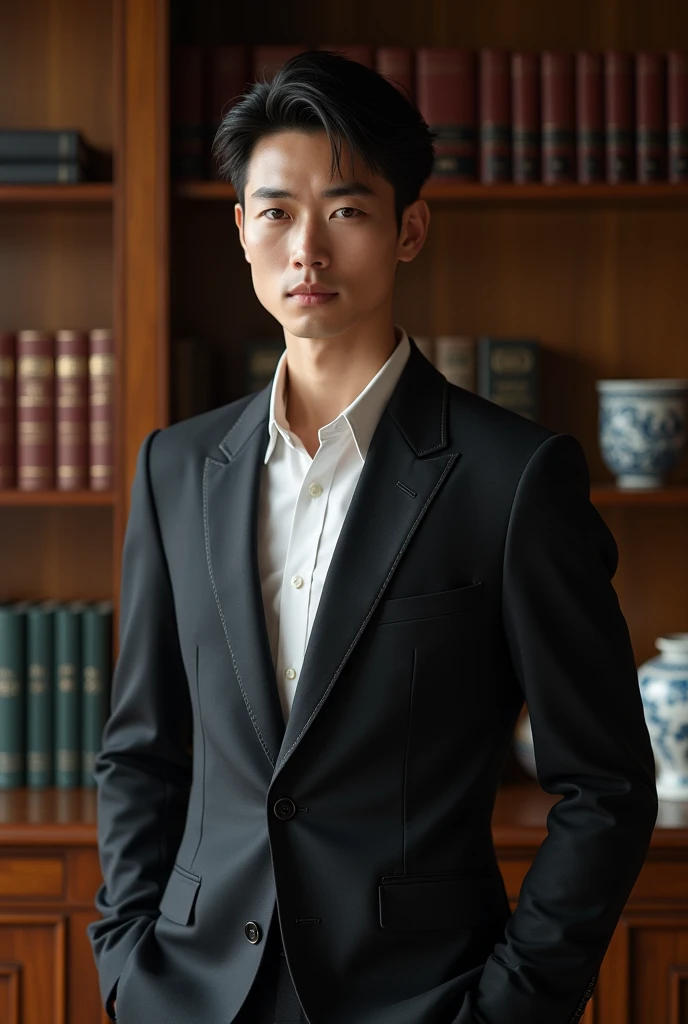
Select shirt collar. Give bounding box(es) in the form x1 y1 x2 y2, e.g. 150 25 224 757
264 325 411 465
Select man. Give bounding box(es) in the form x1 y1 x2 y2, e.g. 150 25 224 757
88 50 658 1024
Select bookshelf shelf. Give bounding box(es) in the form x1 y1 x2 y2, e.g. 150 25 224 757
0 183 114 205
174 180 688 204
590 484 688 506
0 490 116 507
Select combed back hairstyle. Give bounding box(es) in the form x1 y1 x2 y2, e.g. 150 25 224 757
212 49 437 235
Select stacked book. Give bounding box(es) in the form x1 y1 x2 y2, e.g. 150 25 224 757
0 328 115 491
0 129 107 184
0 600 113 789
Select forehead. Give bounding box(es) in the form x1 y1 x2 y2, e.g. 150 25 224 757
245 130 384 197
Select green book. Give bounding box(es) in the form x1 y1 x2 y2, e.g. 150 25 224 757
0 602 31 788
26 601 60 789
54 602 85 788
81 601 113 787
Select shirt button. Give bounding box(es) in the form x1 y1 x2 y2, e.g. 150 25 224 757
285 667 296 680
291 575 304 589
245 921 262 943
309 483 323 497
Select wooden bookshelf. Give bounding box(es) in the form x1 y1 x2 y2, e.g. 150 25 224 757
0 184 115 204
0 490 116 507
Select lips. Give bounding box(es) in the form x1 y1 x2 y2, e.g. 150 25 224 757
287 284 338 296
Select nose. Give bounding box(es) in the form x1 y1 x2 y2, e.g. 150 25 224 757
290 217 330 270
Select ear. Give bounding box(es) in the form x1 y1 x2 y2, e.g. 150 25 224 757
396 199 430 264
234 202 251 264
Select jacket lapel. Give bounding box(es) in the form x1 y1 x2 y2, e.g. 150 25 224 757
203 339 463 778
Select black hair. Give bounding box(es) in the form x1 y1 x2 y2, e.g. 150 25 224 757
212 49 437 236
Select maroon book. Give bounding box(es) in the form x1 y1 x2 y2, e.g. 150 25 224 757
252 46 307 83
171 43 204 180
55 329 89 491
479 49 511 183
636 52 667 181
207 45 249 181
416 48 477 180
541 51 575 183
316 45 374 67
605 51 635 182
576 52 604 182
0 331 16 489
16 330 54 491
512 52 540 182
668 51 688 182
375 47 414 101
89 328 115 492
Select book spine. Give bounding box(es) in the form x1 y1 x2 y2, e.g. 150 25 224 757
207 44 249 181
576 51 605 182
433 337 475 391
89 329 115 491
54 603 83 788
81 602 113 787
669 51 688 181
56 329 89 491
479 49 512 183
0 130 85 162
171 43 205 180
0 331 16 489
252 45 308 84
605 50 635 182
477 338 540 421
637 51 667 181
0 604 27 788
375 47 414 101
27 602 58 788
0 163 84 183
417 48 478 179
542 51 575 182
17 330 55 490
512 52 540 182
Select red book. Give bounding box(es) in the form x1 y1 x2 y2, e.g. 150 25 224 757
16 330 54 491
512 52 540 182
316 45 374 67
576 52 604 182
605 51 635 182
416 48 477 180
171 43 204 180
0 331 16 489
55 329 89 491
375 47 414 101
479 49 511 183
541 51 575 183
252 46 307 83
207 45 249 181
637 52 667 181
89 329 115 492
668 51 688 182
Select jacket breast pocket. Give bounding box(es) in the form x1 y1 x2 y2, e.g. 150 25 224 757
158 863 202 926
375 581 484 625
378 871 505 930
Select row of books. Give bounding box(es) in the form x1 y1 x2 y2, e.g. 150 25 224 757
172 44 688 184
0 328 115 491
244 335 540 423
0 600 113 789
0 129 111 184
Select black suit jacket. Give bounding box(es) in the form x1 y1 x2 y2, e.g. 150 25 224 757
88 337 658 1024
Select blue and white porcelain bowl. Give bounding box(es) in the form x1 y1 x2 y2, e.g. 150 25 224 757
638 633 688 801
595 379 688 489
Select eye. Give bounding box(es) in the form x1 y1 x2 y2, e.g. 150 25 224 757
260 208 286 220
334 207 362 218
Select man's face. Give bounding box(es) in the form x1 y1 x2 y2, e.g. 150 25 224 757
234 130 428 341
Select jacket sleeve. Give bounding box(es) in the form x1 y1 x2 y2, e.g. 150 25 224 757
86 428 193 1021
455 431 659 1024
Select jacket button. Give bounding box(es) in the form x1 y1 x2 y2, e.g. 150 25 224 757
244 921 261 944
273 797 296 820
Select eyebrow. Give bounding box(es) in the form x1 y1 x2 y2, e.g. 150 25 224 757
250 181 376 201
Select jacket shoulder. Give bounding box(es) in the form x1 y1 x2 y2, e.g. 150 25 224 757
445 379 556 458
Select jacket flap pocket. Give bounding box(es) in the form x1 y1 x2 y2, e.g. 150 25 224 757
159 864 201 926
378 872 500 930
376 581 484 625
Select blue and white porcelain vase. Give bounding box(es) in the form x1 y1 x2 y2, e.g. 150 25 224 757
638 633 688 801
595 379 688 489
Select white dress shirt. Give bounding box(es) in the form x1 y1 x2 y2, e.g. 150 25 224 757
257 324 411 723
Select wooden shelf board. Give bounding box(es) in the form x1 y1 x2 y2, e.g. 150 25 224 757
0 490 115 507
0 183 114 204
174 180 688 203
590 484 688 506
